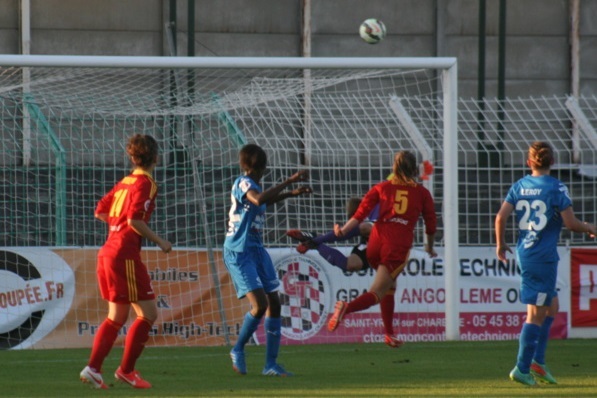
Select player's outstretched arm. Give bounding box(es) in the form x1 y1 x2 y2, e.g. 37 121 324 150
252 170 311 206
334 218 360 238
561 207 596 238
270 185 313 204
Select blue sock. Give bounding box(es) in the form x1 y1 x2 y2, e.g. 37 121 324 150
533 316 554 364
313 227 359 245
316 244 348 271
233 312 261 352
264 317 281 367
516 323 540 373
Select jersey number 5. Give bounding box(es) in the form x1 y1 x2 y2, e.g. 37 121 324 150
394 190 408 215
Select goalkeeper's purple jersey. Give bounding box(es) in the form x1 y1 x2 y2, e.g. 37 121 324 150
224 175 266 252
505 174 572 263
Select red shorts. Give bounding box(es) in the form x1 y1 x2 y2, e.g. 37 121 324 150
97 254 155 303
366 230 410 279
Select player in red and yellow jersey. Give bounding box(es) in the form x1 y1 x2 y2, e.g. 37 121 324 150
328 151 437 348
80 134 171 390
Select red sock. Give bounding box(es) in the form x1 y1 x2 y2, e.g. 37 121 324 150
346 292 379 314
380 289 396 336
88 318 122 372
120 317 153 373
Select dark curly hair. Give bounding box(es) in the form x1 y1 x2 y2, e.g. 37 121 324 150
239 144 267 174
126 134 159 169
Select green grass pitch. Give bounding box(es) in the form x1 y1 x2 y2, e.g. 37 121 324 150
1 339 595 397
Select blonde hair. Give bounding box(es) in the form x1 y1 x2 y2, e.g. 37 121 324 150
391 150 418 186
528 141 554 170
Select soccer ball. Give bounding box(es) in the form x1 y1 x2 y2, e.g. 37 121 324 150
359 18 386 44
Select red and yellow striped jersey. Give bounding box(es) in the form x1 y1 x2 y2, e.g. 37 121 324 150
96 169 158 258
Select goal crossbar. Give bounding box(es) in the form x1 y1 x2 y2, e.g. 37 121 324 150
0 55 457 70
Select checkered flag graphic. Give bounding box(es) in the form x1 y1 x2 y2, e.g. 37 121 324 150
278 260 326 335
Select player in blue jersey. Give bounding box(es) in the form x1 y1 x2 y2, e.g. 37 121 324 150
495 141 596 386
224 143 312 377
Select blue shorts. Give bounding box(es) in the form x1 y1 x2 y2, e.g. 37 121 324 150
518 259 558 306
223 246 280 299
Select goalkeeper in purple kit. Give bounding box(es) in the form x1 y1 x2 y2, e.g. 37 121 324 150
287 197 376 273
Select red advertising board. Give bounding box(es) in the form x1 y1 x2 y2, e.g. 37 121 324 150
570 248 597 327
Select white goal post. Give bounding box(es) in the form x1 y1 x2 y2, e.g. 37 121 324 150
0 55 459 348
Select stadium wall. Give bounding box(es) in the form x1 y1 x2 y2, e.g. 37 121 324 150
0 0 596 97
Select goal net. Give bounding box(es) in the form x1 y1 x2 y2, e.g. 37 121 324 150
0 55 458 349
